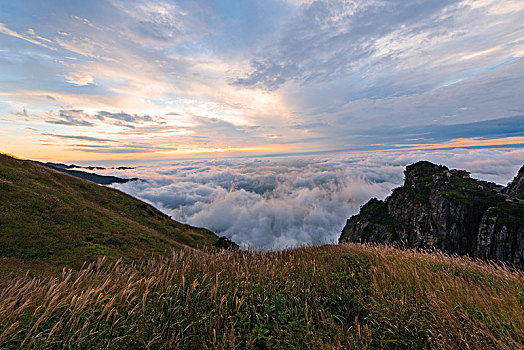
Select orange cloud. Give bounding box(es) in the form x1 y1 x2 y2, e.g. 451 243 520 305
384 136 524 152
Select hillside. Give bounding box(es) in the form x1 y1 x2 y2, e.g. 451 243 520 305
0 244 522 349
0 153 218 274
339 161 524 267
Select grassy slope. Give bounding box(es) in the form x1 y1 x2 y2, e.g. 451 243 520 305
0 243 522 349
0 153 217 274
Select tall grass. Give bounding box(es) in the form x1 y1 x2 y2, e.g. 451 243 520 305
0 243 523 349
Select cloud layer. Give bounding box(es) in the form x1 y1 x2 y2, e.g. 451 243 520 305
107 148 524 249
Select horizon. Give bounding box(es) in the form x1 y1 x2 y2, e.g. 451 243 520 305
4 144 524 169
1 0 523 162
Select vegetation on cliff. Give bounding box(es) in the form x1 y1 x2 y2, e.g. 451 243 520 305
340 161 524 268
504 164 524 199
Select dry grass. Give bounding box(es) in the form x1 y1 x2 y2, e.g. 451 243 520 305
0 243 523 349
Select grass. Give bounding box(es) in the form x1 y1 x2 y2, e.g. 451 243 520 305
0 153 218 272
0 243 522 349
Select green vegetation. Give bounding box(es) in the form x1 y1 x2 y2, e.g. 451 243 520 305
0 243 522 349
0 153 218 274
351 199 403 241
1 155 522 348
438 175 524 249
404 161 448 183
343 160 523 267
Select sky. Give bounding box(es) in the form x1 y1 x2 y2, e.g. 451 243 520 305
0 0 523 163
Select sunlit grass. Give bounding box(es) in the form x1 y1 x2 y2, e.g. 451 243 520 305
0 243 522 349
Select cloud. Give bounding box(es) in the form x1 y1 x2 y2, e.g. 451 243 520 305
72 144 177 153
109 148 524 249
281 58 524 152
349 116 524 148
65 72 95 86
0 22 55 50
1 1 523 162
42 133 116 142
95 111 153 123
45 110 94 126
13 108 29 117
108 0 198 44
43 109 160 131
111 157 399 248
236 0 523 90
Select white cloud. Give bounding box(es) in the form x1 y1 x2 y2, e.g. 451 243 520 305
107 148 524 249
109 0 205 44
65 72 95 86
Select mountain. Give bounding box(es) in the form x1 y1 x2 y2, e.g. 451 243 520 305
339 161 524 267
32 160 139 185
0 153 219 272
503 164 524 198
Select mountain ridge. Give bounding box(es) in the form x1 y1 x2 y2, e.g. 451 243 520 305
31 160 140 185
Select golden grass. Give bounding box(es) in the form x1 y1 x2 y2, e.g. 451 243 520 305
0 243 522 349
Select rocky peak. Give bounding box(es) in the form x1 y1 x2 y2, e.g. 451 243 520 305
402 161 472 194
403 161 448 187
503 165 524 198
340 161 524 268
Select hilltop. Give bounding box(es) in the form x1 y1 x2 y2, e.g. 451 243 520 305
0 153 218 275
340 161 524 267
0 244 522 349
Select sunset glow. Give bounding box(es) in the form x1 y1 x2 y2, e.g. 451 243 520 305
0 0 523 163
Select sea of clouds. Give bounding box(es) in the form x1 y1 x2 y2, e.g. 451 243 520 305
101 148 524 249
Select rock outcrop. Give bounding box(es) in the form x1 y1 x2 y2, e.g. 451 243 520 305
503 165 524 198
339 161 524 268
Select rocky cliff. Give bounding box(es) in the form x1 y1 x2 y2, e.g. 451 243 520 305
503 165 524 198
339 161 524 267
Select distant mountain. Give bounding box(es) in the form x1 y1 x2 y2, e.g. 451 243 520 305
32 160 138 185
0 153 219 272
339 161 524 267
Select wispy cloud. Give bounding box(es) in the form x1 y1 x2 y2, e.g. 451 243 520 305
0 22 55 50
46 110 94 127
95 111 153 123
236 0 523 90
42 133 116 142
0 0 522 161
72 144 177 153
64 72 95 86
